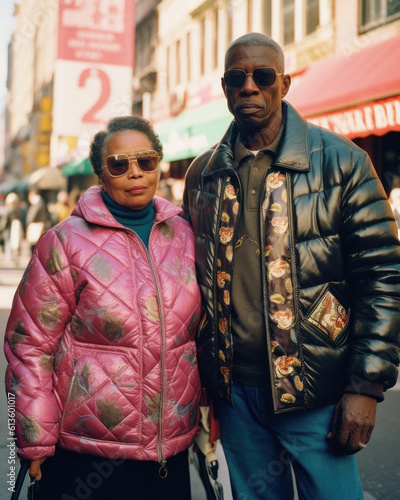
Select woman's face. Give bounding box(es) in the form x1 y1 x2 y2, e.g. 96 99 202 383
100 131 159 210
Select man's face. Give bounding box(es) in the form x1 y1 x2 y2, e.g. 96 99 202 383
221 45 290 132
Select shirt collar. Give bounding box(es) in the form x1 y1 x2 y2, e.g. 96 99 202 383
234 124 284 167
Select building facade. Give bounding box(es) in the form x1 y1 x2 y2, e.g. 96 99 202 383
147 0 400 202
5 0 57 180
3 0 400 200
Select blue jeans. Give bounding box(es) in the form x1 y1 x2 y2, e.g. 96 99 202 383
217 383 363 500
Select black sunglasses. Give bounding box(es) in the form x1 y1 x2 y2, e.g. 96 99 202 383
223 67 282 89
105 151 159 177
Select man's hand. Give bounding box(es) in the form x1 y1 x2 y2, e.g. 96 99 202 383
327 393 377 454
29 458 47 481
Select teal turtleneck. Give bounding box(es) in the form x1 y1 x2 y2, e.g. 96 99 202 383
101 191 155 247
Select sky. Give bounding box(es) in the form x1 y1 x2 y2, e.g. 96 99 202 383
0 0 15 109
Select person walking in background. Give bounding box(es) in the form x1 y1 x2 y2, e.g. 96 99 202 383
183 32 400 499
0 192 24 262
5 116 202 499
25 189 53 253
52 190 71 223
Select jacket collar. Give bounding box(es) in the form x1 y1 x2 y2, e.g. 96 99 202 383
203 101 311 177
72 185 182 227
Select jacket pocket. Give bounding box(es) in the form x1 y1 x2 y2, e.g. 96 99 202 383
302 288 350 348
60 342 137 437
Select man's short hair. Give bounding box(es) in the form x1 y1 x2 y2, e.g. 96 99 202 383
225 32 285 73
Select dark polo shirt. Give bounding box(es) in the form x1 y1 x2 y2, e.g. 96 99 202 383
231 127 283 387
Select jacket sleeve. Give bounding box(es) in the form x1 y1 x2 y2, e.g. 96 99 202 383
4 229 76 460
182 155 202 224
341 150 400 392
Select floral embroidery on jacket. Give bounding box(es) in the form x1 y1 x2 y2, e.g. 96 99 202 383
263 171 304 409
308 291 348 341
214 171 304 409
216 178 240 402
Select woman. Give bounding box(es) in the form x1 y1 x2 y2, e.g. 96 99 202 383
4 116 202 499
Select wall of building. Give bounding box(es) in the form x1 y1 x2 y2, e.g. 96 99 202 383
6 0 57 176
335 0 400 57
151 0 337 125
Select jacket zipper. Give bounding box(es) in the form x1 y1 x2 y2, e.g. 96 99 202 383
285 172 308 408
259 169 279 410
214 173 241 406
133 225 168 477
212 179 226 377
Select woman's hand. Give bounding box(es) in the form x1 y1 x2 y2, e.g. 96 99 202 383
29 458 47 481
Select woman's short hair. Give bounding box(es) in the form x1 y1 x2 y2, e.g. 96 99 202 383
89 116 164 177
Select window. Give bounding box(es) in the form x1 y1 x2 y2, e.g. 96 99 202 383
262 0 272 36
282 0 295 45
360 0 400 30
166 46 170 91
213 7 219 69
247 0 253 32
187 32 191 82
227 0 233 45
200 17 206 75
176 40 181 85
306 0 320 35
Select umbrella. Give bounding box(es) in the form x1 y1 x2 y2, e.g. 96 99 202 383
29 167 66 190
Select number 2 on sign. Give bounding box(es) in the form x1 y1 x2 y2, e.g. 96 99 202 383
78 68 111 123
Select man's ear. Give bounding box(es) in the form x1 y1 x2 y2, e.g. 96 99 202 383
281 74 291 98
221 77 227 97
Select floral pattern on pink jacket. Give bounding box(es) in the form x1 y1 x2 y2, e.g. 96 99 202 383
4 186 202 463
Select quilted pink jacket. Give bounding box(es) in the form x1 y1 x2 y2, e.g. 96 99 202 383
4 186 202 464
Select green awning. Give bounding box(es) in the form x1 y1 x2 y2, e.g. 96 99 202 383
155 98 232 162
62 158 93 177
0 178 29 194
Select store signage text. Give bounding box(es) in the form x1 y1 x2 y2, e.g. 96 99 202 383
308 96 400 139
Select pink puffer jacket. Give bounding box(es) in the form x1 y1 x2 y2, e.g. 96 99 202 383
4 186 202 464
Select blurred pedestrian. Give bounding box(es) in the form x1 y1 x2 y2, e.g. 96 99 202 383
53 190 71 223
4 116 202 499
25 189 52 253
0 192 24 262
68 187 84 211
183 32 400 500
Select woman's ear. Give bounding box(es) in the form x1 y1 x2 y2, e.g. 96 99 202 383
100 175 107 192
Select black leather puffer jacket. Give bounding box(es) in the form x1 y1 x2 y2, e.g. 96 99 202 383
183 101 400 412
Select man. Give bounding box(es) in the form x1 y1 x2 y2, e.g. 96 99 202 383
183 33 400 499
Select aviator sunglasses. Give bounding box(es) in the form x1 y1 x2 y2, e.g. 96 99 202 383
223 67 282 89
105 150 160 177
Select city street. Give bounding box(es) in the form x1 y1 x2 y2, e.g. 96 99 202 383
1 263 399 500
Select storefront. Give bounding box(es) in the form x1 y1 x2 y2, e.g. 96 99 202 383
155 98 232 202
286 35 400 194
61 157 97 193
155 98 232 162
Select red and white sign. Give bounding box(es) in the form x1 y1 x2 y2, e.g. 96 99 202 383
53 0 135 139
307 95 400 139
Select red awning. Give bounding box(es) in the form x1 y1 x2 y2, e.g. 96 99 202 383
286 35 400 134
